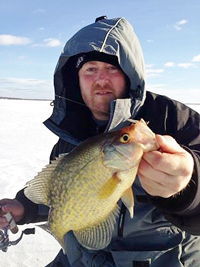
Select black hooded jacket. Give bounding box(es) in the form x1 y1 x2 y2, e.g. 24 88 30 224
16 16 200 244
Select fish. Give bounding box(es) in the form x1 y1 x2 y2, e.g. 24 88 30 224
24 119 159 252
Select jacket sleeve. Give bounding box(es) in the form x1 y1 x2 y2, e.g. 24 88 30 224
15 189 49 224
145 98 200 234
149 148 200 235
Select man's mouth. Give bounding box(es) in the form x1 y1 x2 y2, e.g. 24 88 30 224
96 91 112 95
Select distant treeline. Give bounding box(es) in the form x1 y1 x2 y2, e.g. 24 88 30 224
0 97 52 101
0 96 199 106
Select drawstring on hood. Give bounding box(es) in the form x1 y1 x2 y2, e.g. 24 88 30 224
44 16 146 143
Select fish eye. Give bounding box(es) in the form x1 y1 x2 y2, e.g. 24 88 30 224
120 133 130 143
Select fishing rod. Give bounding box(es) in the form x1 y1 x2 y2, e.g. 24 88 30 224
0 211 35 252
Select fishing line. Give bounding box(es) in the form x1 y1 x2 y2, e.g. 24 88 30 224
54 94 113 118
55 94 87 108
53 94 140 124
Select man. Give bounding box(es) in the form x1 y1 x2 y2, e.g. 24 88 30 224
0 16 200 267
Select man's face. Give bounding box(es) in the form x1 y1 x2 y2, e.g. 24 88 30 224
78 61 127 120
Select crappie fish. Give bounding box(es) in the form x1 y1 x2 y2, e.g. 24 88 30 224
24 119 159 252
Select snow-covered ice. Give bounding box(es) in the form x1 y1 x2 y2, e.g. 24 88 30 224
0 99 60 267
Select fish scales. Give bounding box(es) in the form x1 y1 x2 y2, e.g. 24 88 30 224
50 146 119 237
24 119 159 252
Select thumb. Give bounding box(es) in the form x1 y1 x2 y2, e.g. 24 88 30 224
155 134 183 154
0 199 24 222
0 199 19 213
1 204 13 213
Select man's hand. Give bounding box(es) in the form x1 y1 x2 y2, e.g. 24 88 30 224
0 199 25 228
138 135 194 198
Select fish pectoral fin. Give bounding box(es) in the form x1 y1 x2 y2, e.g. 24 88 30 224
121 187 134 218
98 173 121 199
73 205 120 250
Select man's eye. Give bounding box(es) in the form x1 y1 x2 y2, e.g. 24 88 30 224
107 66 118 71
86 67 97 72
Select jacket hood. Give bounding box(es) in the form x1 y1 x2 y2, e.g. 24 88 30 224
44 16 146 142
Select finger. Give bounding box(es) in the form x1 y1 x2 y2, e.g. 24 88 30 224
0 199 21 215
143 151 178 175
0 201 16 214
1 204 14 213
0 198 15 208
0 213 10 229
139 158 175 188
0 216 8 224
142 148 191 176
138 159 187 195
138 173 175 198
156 135 184 154
0 220 9 229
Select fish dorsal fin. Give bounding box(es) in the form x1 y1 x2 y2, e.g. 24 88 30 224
24 154 66 205
73 205 119 250
121 187 134 218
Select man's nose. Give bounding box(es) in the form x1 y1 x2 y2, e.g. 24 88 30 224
95 70 109 86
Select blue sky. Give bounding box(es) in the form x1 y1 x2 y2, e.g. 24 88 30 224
0 0 200 104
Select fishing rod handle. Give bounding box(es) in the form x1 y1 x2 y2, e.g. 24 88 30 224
1 211 18 234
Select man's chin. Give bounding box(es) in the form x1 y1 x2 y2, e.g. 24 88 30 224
91 105 110 120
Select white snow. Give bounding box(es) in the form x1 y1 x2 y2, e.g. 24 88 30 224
0 99 60 267
0 99 199 266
